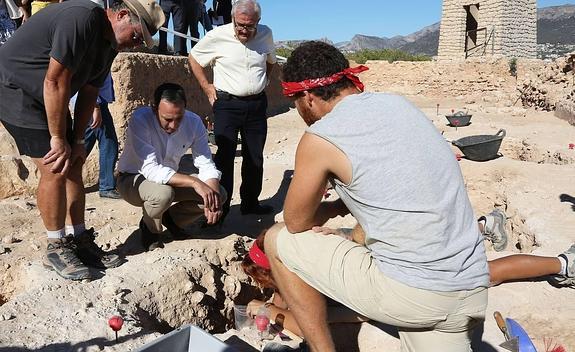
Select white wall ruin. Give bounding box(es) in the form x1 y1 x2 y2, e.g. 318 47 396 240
438 0 537 60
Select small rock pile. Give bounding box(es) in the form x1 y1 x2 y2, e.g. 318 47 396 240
519 53 575 115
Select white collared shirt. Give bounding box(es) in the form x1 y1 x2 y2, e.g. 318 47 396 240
118 107 221 184
190 23 277 97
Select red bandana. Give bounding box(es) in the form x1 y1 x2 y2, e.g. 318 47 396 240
282 65 369 97
249 242 270 269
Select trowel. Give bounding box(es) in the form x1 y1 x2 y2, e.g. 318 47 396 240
493 311 537 352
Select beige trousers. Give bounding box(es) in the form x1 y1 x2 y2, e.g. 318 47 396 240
276 226 488 352
117 174 226 234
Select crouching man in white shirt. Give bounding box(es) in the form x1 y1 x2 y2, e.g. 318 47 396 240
117 83 225 251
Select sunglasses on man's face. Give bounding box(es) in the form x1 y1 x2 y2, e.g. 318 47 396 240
234 22 257 32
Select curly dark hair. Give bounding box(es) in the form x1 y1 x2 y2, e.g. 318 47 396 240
241 231 276 289
282 41 355 101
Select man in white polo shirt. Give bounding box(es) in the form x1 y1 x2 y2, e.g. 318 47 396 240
188 0 276 220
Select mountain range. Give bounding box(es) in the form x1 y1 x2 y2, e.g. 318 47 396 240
277 5 575 58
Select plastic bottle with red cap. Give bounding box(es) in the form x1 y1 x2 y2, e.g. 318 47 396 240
254 305 270 339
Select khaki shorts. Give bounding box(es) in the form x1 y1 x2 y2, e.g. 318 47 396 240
276 227 487 352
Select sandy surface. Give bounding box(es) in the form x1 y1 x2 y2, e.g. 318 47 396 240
0 91 574 351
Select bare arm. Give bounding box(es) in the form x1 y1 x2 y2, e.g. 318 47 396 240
246 298 304 338
188 55 217 105
167 173 220 209
44 58 72 141
283 133 352 233
248 293 368 339
42 58 74 173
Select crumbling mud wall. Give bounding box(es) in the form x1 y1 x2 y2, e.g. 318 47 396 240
519 54 575 111
0 53 291 199
0 55 547 199
0 55 556 199
109 52 291 142
362 57 542 106
517 53 575 126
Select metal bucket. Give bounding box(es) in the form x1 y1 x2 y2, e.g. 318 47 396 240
445 112 472 127
452 129 506 161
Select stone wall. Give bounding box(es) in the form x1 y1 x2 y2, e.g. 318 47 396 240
109 53 291 143
362 57 542 106
0 53 291 198
438 0 537 60
517 53 575 126
0 55 553 199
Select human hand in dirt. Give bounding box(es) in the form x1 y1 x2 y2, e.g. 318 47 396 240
43 136 71 174
246 299 266 318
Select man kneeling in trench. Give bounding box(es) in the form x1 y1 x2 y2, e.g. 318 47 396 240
261 41 490 352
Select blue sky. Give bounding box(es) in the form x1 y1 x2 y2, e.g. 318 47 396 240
162 1 575 45
259 0 575 42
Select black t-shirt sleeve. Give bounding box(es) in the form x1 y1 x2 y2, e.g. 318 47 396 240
50 7 102 73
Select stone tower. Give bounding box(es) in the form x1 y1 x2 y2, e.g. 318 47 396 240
437 0 537 60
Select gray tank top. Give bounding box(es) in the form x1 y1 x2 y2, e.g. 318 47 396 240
308 92 489 291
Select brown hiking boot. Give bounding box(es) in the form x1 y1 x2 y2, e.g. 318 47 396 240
45 237 91 281
74 228 122 269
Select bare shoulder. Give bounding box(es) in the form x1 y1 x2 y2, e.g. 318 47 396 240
296 132 352 185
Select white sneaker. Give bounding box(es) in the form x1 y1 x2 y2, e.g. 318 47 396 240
481 209 508 252
548 244 575 288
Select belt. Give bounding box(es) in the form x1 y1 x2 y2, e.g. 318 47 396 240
216 90 265 101
118 172 137 177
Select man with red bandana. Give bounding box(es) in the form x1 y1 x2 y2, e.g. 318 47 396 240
262 41 490 352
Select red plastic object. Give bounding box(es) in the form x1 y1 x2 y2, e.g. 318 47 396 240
255 315 270 332
569 143 574 150
108 315 124 332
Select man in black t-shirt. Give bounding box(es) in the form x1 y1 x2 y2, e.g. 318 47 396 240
0 0 164 281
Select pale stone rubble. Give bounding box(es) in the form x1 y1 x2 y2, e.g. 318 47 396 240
516 53 575 126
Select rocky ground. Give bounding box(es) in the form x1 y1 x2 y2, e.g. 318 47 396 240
0 60 574 351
